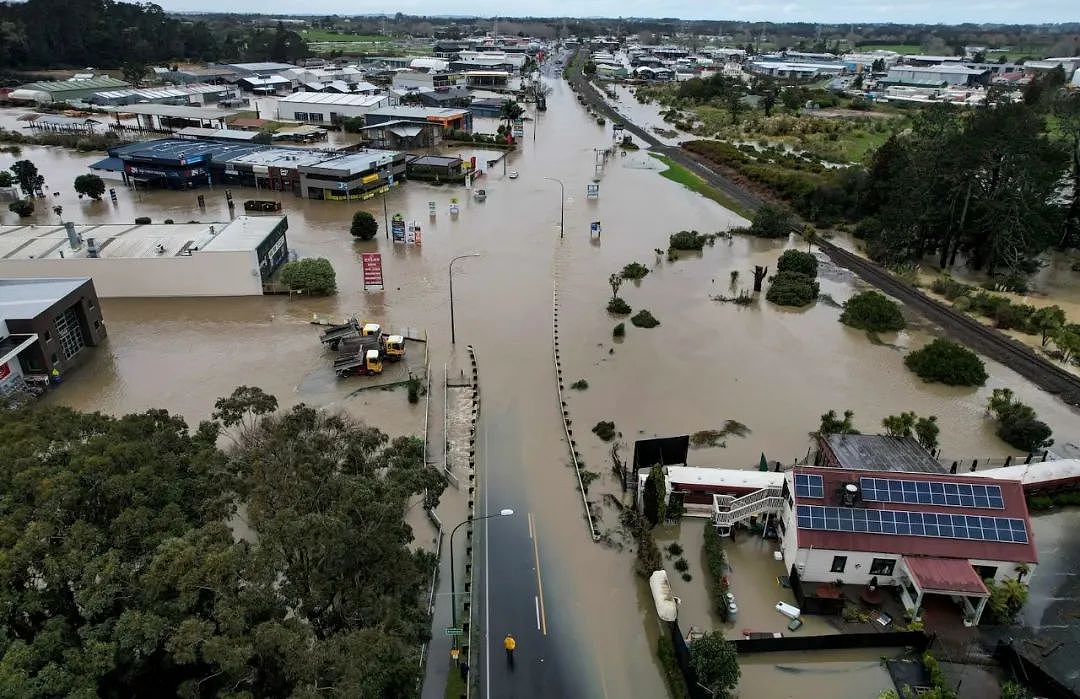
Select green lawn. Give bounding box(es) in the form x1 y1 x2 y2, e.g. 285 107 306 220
650 152 752 219
301 30 389 42
854 44 921 55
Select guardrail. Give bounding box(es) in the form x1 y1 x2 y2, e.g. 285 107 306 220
462 345 480 699
552 282 601 542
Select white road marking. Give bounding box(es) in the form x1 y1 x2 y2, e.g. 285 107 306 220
535 596 541 631
483 416 491 698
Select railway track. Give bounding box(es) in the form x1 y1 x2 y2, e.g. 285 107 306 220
821 242 1080 407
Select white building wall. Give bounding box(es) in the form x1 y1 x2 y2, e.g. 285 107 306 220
0 251 262 297
968 558 1036 585
280 96 389 122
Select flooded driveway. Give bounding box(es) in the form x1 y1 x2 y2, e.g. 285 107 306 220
3 60 1079 699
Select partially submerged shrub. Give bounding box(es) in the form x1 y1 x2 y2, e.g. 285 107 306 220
608 297 632 315
631 310 660 328
905 339 987 386
840 291 906 332
766 271 819 307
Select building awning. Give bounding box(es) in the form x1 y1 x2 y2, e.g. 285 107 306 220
388 125 422 138
89 157 125 172
905 557 989 596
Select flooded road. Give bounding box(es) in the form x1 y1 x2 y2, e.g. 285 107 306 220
3 59 1080 699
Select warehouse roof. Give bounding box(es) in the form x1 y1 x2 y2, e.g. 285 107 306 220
0 278 88 319
176 127 260 142
114 103 237 120
278 92 388 107
225 147 331 168
17 76 129 93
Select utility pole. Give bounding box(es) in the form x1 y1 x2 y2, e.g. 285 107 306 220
544 177 565 238
449 254 481 344
448 509 513 652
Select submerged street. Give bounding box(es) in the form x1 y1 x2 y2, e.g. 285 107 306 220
5 53 1080 699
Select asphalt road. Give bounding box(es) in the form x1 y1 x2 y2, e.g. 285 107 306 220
477 404 573 698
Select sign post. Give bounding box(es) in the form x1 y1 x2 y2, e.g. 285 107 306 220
361 253 384 290
586 183 599 199
590 221 602 237
391 214 406 243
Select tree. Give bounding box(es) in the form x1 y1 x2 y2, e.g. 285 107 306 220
689 631 740 698
766 270 819 307
583 60 597 75
1053 91 1080 249
985 388 1053 452
498 99 524 133
280 258 337 295
73 173 105 200
0 171 13 187
984 578 1029 623
915 415 940 451
1055 325 1080 363
839 291 906 332
1030 306 1066 346
251 131 273 145
7 199 33 217
904 339 988 386
819 409 857 434
881 411 917 438
749 204 793 238
608 272 623 299
642 465 665 526
776 249 817 277
10 159 43 195
121 60 147 86
350 210 379 240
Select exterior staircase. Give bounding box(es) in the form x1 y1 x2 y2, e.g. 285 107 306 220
713 485 784 533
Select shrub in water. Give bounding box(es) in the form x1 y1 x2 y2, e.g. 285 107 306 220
607 297 632 315
592 421 617 441
766 271 819 307
840 291 906 332
631 310 660 328
622 262 649 280
904 338 987 386
776 249 818 277
280 258 337 296
613 322 626 337
669 230 707 251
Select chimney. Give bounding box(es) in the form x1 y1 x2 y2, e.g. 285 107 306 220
86 237 99 258
65 221 81 249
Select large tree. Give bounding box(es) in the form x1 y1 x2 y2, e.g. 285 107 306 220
0 387 444 697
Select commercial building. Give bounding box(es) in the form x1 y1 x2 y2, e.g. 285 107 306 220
221 147 332 193
885 64 990 87
9 76 130 103
161 66 238 85
359 120 445 149
405 155 464 181
92 138 260 188
464 70 511 87
747 60 845 78
0 218 289 298
277 92 390 124
392 70 463 91
110 103 236 131
298 150 406 201
0 277 105 387
219 62 297 77
364 106 472 133
87 84 236 107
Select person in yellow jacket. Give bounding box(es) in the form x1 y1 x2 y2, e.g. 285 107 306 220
503 633 516 666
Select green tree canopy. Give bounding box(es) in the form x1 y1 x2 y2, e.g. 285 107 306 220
350 210 379 240
689 631 740 698
73 173 105 200
839 291 906 333
280 257 336 295
904 338 988 386
749 204 793 239
0 388 444 696
776 249 818 277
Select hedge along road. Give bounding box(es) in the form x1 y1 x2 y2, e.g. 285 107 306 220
566 52 1080 409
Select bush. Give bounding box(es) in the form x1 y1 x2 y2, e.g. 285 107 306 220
280 258 337 296
134 216 151 224
631 310 660 328
570 379 588 390
669 230 707 251
930 276 974 301
766 271 819 307
703 524 732 621
406 376 422 404
607 297 631 315
622 262 649 280
8 199 33 217
904 339 987 386
350 210 378 240
998 415 1054 453
674 558 689 572
776 249 818 277
666 543 684 556
613 322 625 337
749 204 793 238
840 291 906 332
592 421 616 441
73 173 105 200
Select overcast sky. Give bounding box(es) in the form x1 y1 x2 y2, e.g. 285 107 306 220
159 0 1079 26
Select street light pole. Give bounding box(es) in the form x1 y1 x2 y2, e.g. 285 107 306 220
543 176 565 238
449 508 514 648
449 253 481 345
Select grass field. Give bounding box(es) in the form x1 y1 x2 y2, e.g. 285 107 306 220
650 152 753 219
300 30 389 42
854 44 921 55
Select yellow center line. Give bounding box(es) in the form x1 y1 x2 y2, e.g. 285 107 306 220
529 512 548 635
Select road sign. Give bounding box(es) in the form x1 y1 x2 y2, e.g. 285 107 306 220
444 627 464 637
590 221 602 236
391 214 406 243
428 201 437 217
361 253 383 289
586 183 599 199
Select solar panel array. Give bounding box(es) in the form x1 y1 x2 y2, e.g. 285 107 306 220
859 477 1005 510
795 504 1028 544
794 473 824 498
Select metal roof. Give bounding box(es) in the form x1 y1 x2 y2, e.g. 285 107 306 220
367 106 469 118
822 434 947 474
0 278 89 319
278 92 388 107
116 103 237 120
18 76 129 92
905 556 989 596
176 127 259 141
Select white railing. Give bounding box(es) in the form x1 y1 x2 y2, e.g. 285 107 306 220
713 486 784 527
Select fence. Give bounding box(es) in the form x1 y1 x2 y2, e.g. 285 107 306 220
733 631 929 654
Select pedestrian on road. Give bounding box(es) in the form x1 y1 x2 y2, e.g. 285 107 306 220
503 633 516 668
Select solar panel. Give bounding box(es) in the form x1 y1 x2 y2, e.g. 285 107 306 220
794 504 1027 544
794 473 824 498
859 477 1005 509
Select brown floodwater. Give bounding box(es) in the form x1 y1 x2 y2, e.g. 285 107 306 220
4 63 1080 699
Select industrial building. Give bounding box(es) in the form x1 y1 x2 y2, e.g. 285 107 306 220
9 76 130 103
364 106 472 133
884 64 990 87
0 277 106 388
298 150 406 201
277 92 391 123
0 218 289 298
87 84 237 107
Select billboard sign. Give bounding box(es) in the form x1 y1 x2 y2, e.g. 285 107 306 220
361 253 384 289
391 214 406 243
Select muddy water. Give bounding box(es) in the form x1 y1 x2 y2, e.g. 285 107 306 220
4 60 1080 699
739 648 898 698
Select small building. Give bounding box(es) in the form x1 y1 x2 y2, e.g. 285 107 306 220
463 70 510 87
816 433 948 474
405 154 463 181
469 97 507 118
298 150 407 201
359 120 445 150
392 70 463 91
364 106 472 134
10 76 130 103
0 218 289 298
276 92 390 124
418 86 472 108
237 75 292 94
0 277 105 385
25 115 100 134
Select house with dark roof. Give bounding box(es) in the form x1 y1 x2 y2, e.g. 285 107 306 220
778 466 1036 625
